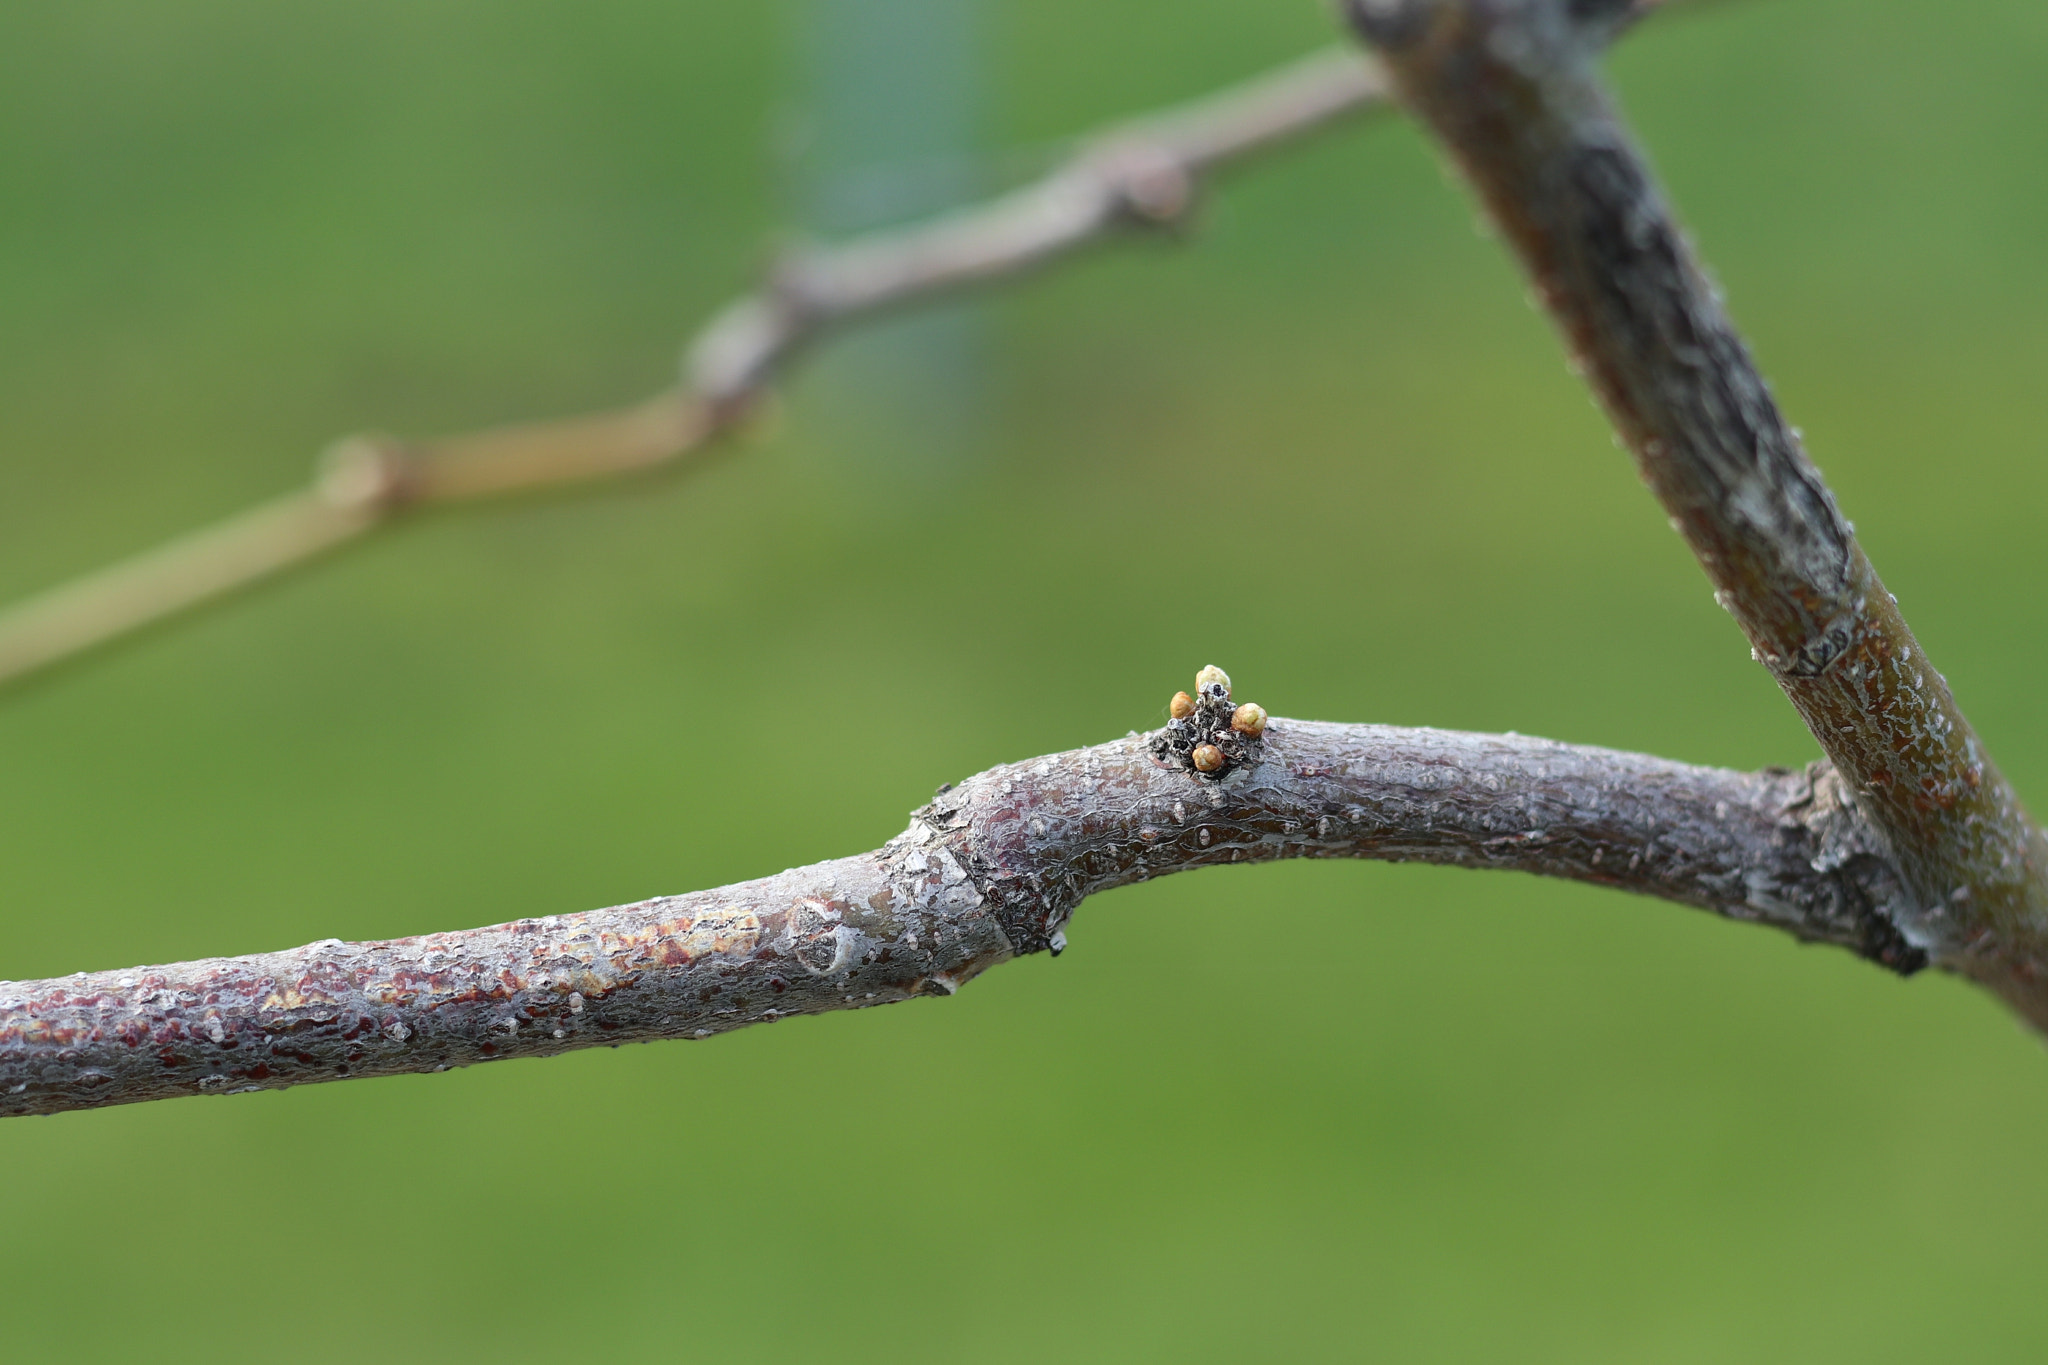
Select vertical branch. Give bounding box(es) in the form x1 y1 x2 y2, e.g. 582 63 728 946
1347 0 2048 1023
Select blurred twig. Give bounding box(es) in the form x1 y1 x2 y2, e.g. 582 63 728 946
0 47 1386 691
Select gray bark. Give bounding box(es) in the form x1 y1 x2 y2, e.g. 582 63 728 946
4 0 2035 1120
3 712 1918 1118
1346 0 2048 1026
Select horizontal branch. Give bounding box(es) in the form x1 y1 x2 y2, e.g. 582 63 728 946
3 686 1923 1118
1347 0 2048 1027
0 47 1386 692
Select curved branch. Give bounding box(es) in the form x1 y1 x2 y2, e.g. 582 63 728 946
0 48 1386 692
1346 0 2048 1027
3 699 1920 1118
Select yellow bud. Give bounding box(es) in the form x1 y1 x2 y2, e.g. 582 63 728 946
1231 702 1268 737
1191 744 1225 773
1194 664 1231 698
1169 691 1196 720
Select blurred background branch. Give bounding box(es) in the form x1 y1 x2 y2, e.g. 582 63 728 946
0 45 1384 693
8 0 2048 1354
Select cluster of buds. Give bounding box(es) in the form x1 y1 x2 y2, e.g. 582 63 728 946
1148 664 1268 779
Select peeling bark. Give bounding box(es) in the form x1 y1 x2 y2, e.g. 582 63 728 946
3 715 1919 1118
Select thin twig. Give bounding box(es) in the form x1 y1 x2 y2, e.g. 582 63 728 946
0 47 1386 692
1347 0 2048 1027
1 669 1921 1117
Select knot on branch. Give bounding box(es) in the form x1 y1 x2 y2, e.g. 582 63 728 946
1342 0 1436 50
685 295 795 419
1778 761 1929 977
1344 0 1644 61
316 434 418 514
1148 664 1267 779
1089 143 1196 227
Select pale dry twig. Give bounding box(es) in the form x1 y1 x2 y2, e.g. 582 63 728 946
0 47 1385 690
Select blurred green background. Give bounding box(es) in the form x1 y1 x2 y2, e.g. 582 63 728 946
4 1 2047 1359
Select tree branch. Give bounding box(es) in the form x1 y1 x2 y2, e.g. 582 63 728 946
9 0 1995 1122
0 47 1385 692
1 668 1921 1118
1346 0 2048 1026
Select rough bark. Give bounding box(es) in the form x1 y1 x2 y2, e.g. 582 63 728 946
3 0 2034 1121
1346 0 2048 1026
3 709 1920 1118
